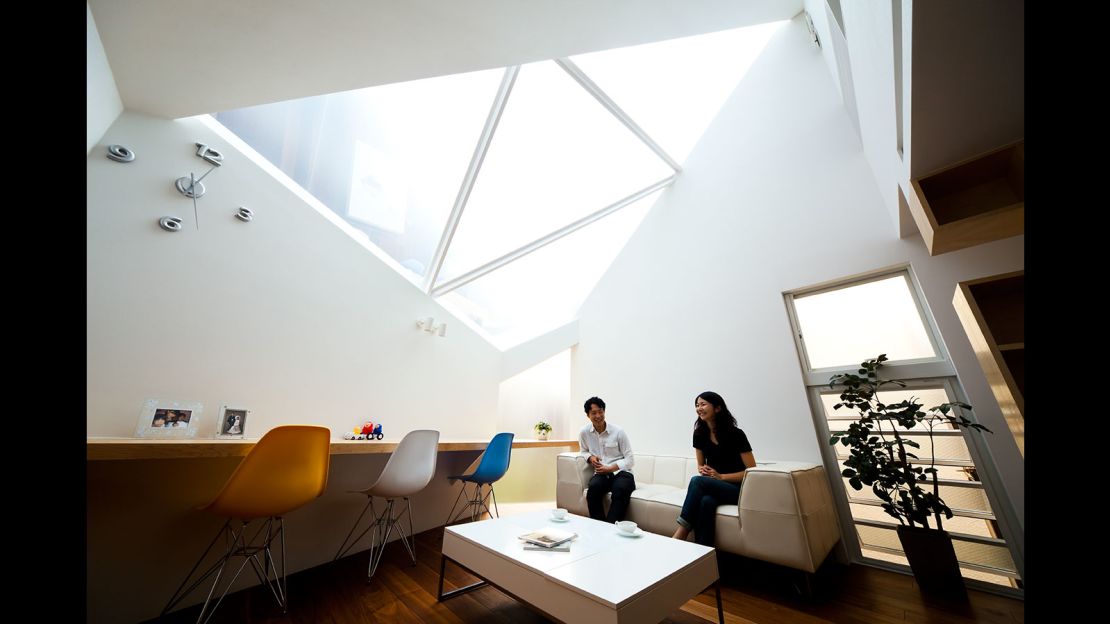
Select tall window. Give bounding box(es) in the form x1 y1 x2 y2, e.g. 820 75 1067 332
784 268 1022 590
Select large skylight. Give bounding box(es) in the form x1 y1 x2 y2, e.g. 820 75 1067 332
438 61 673 283
215 68 504 281
440 191 660 348
570 22 783 163
214 23 783 349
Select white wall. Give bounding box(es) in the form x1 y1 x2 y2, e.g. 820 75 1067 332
571 15 1024 533
494 349 573 502
86 110 514 622
87 112 504 439
836 0 903 232
87 2 122 153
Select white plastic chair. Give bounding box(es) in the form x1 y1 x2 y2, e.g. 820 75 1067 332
334 429 440 578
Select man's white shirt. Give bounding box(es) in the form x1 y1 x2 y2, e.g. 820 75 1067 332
578 422 634 475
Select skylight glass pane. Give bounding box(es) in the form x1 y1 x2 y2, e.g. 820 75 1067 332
438 190 661 348
794 275 937 369
214 68 504 281
438 61 673 284
571 22 785 163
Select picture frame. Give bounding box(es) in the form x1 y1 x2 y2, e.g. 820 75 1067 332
216 406 250 439
135 399 203 439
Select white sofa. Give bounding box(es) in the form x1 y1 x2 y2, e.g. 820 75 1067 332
556 452 841 574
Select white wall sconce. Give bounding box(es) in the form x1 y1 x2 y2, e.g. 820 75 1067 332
416 316 447 337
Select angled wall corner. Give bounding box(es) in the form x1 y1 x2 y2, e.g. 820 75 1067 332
87 2 123 153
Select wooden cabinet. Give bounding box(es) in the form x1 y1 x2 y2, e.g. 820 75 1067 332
908 140 1024 256
952 271 1024 456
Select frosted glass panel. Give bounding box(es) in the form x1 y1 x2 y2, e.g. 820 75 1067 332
854 522 1017 576
794 275 937 369
438 191 659 348
214 68 503 280
822 387 960 430
439 61 673 283
572 21 785 163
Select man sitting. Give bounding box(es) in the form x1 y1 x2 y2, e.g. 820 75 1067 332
578 396 636 523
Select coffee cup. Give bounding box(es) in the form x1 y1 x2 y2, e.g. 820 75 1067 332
617 520 638 534
551 508 568 520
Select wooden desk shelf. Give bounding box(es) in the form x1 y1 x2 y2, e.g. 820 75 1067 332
953 270 1024 457
908 140 1024 256
86 438 578 461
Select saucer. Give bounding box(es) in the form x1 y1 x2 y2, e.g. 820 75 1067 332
549 516 570 523
616 528 644 538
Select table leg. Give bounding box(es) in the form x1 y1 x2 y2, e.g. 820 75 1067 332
437 554 488 601
715 579 724 624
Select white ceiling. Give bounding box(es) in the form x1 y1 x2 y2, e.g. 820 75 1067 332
88 0 800 119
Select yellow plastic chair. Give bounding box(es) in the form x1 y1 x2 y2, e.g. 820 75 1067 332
162 425 331 624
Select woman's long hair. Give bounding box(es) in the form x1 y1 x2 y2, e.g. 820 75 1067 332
693 391 739 437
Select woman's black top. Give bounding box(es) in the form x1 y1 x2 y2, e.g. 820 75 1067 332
693 425 753 475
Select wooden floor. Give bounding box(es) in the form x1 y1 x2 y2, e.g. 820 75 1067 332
152 526 1024 624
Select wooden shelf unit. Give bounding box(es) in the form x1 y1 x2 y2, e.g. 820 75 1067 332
908 140 1024 256
953 270 1024 457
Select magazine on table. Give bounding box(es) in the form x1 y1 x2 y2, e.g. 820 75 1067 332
518 527 577 548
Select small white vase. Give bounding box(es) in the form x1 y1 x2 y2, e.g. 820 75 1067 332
537 431 549 441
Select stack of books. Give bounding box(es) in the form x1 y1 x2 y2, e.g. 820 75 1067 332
518 527 577 552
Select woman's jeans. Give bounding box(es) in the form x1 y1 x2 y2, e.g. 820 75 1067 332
676 476 741 546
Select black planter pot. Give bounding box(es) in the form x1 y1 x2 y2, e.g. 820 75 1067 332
896 525 967 597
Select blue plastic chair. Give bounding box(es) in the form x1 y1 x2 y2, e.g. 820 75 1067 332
444 432 514 525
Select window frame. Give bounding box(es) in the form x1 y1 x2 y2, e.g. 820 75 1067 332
785 265 1024 595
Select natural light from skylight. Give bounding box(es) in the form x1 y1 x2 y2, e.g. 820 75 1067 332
214 22 782 349
571 21 785 163
215 69 503 281
439 60 673 283
440 192 659 347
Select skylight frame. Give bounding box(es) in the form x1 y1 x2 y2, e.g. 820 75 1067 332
431 174 676 297
423 65 521 293
555 57 682 172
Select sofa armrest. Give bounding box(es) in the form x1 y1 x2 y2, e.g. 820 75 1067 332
556 452 592 516
736 462 842 573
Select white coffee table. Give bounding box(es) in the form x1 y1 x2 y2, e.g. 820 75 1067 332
438 510 723 624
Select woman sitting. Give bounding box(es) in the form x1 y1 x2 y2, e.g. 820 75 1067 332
672 391 756 546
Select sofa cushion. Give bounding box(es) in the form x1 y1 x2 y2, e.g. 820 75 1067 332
555 452 840 573
628 483 676 502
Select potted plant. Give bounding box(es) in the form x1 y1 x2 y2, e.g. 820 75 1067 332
534 421 553 441
828 354 991 595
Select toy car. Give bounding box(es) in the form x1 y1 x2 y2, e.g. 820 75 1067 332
358 422 384 440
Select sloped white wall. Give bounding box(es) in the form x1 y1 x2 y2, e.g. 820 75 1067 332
87 111 508 622
571 15 1024 531
87 112 503 439
87 2 122 153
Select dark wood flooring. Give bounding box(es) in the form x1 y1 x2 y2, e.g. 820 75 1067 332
151 526 1024 624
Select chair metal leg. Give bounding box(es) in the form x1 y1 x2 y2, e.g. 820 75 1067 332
444 482 468 526
365 497 418 579
470 485 484 522
162 517 289 624
406 498 417 567
334 496 376 561
446 482 500 526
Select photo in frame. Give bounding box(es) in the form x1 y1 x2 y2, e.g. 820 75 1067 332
216 406 249 439
135 399 203 438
